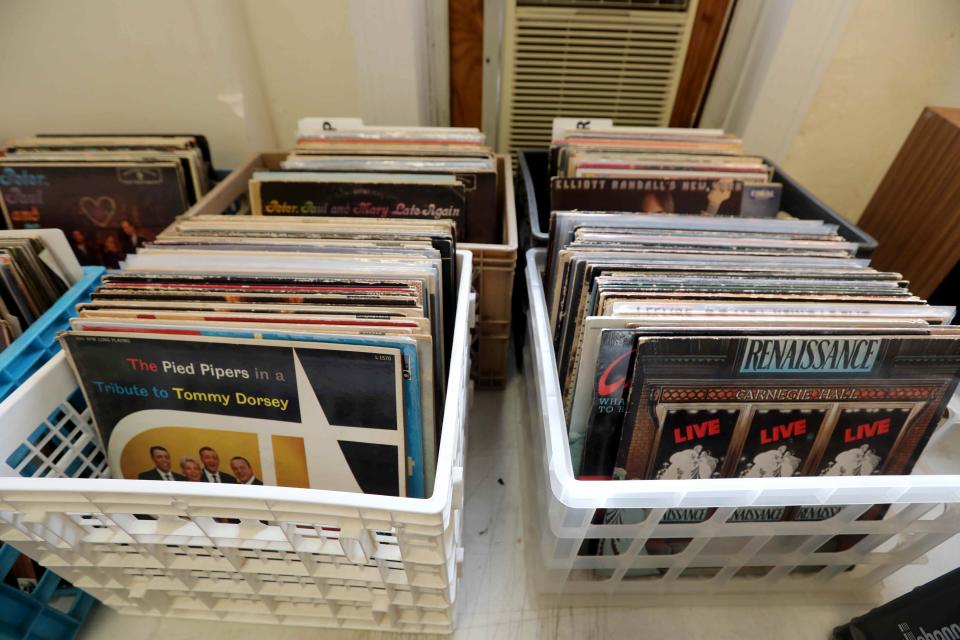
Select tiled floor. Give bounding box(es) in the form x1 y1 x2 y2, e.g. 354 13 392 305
80 362 960 639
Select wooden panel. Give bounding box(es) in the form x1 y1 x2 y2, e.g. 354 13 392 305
669 0 733 127
858 107 960 299
449 0 484 128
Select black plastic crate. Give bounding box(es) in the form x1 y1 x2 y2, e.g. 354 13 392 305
511 148 880 366
515 148 878 257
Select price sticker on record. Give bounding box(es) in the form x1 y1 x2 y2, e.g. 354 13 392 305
298 117 366 135
551 117 614 141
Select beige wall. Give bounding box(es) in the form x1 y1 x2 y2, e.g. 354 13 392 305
0 0 441 168
781 0 960 223
0 0 277 168
241 0 361 150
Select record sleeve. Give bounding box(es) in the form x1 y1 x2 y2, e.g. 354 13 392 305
616 335 960 485
550 176 782 217
0 161 190 268
249 173 469 239
278 156 499 244
572 327 635 479
60 331 424 497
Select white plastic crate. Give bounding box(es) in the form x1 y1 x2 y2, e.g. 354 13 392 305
0 252 475 635
522 248 960 598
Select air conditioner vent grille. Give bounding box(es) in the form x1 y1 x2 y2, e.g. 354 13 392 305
498 3 696 153
517 0 689 11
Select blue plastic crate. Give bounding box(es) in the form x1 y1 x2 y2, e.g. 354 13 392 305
0 544 96 640
0 267 104 637
0 267 105 403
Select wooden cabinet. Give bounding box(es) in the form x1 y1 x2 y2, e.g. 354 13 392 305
859 106 960 299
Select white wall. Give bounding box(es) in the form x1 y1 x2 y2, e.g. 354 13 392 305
782 0 960 222
704 0 960 223
0 0 445 167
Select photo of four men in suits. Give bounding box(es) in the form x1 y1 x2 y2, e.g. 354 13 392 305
138 445 263 485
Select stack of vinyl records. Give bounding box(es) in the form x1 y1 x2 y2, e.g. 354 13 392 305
542 123 960 530
0 134 213 267
56 215 456 498
0 230 80 350
248 118 500 243
548 211 960 491
549 123 782 217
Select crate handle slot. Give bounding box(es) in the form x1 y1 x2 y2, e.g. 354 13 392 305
339 530 375 565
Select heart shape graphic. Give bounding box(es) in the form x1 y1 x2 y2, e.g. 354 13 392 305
79 196 118 228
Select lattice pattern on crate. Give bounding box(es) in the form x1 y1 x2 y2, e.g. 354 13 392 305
3 389 107 480
93 590 453 631
533 500 960 592
29 562 454 632
0 492 459 634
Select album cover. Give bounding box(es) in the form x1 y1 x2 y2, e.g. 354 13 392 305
68 313 436 489
249 173 469 239
575 328 635 479
616 336 960 486
550 177 782 218
280 156 499 244
1 150 206 204
60 331 422 497
0 162 190 268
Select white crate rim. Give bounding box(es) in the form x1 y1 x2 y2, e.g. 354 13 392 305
524 248 960 510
